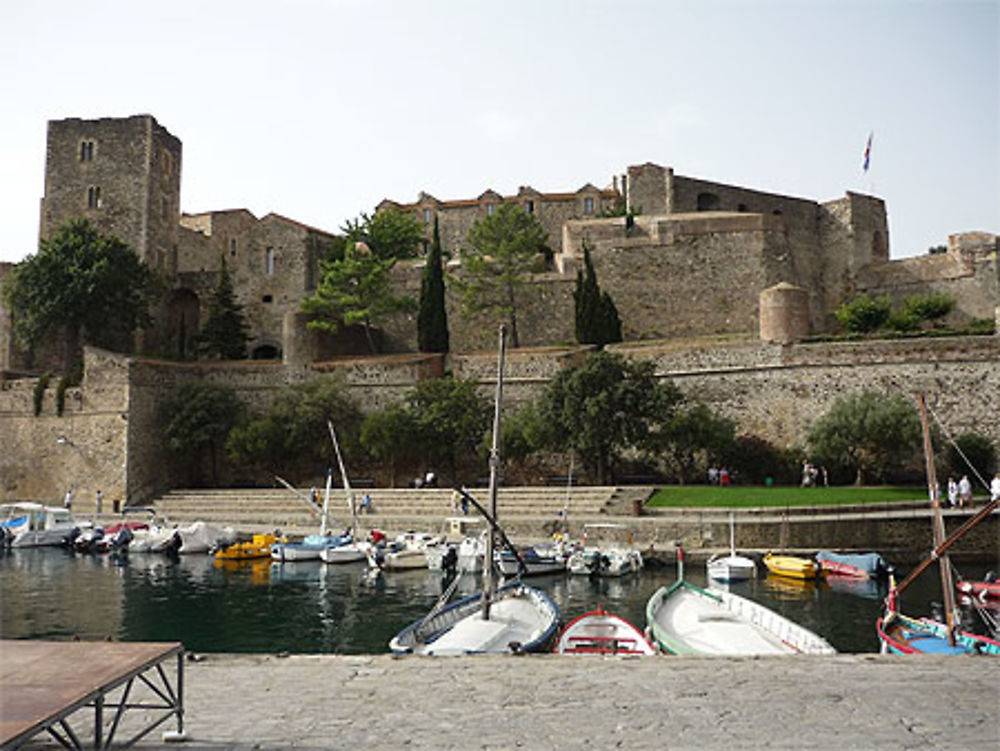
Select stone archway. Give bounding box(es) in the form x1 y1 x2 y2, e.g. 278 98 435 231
166 288 200 360
251 343 280 360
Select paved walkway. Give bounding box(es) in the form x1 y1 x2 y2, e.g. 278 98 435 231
18 653 998 750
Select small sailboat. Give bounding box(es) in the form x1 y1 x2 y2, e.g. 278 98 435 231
555 608 656 655
646 545 835 656
390 325 561 655
877 394 1000 656
706 512 756 582
272 471 352 562
318 422 371 565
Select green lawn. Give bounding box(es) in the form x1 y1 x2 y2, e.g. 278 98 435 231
647 485 927 508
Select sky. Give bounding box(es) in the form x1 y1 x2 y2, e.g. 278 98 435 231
1 0 996 264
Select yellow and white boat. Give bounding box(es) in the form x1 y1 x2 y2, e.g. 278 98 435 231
764 552 823 580
214 533 277 561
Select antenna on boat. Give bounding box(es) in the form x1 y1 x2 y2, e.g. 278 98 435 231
917 393 959 646
481 324 507 621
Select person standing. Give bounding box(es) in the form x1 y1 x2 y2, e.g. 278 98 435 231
946 477 959 508
63 488 74 511
957 475 972 509
990 473 1000 504
95 489 104 515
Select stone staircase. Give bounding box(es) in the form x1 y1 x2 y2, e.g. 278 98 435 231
148 486 642 539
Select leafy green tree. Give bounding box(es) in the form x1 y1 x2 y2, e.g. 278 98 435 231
417 217 449 353
807 390 923 485
300 242 414 354
901 293 955 323
198 257 250 360
162 381 245 485
226 376 361 475
655 402 736 484
728 434 800 485
536 351 682 484
574 243 623 346
456 202 549 348
1 218 158 370
945 432 997 480
360 405 420 487
834 294 892 334
342 207 425 261
406 376 490 484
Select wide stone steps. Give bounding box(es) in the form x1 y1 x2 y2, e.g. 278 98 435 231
149 487 624 537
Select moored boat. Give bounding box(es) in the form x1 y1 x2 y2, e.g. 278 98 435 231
0 503 77 548
215 533 276 561
555 608 655 655
816 550 887 580
956 577 1000 603
706 512 756 582
647 546 835 656
764 552 822 580
497 543 569 577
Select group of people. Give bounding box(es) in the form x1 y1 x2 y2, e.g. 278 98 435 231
800 461 829 488
62 487 103 513
412 469 437 489
948 473 1000 508
706 466 731 486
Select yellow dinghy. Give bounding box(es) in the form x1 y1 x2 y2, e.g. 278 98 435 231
764 552 822 580
214 533 277 561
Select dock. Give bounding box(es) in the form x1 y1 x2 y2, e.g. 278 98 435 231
6 650 997 749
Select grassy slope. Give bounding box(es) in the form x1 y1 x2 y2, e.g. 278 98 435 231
647 485 926 508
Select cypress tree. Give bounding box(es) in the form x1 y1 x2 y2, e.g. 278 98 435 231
198 256 250 359
417 217 449 353
573 243 622 346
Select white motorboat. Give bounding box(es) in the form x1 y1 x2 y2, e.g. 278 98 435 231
555 607 656 655
567 547 643 577
390 326 561 655
497 542 569 577
646 546 835 656
0 503 77 547
706 512 757 582
426 517 484 572
319 539 370 564
373 531 442 571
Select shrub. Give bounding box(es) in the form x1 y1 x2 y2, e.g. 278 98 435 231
33 372 50 416
901 293 955 323
834 295 891 333
885 310 920 333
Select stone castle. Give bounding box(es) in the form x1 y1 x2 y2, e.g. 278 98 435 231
0 114 997 505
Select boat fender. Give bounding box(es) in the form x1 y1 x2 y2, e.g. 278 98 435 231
507 641 524 655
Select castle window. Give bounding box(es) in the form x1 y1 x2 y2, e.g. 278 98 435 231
737 203 748 212
265 247 275 276
525 200 534 214
772 209 783 216
229 239 237 257
80 141 94 162
87 186 101 209
583 197 595 215
486 203 495 216
697 192 720 211
423 208 432 223
262 294 273 303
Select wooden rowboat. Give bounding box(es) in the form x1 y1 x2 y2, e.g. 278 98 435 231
555 608 655 655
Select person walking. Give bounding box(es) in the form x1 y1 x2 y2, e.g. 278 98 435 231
95 489 104 515
990 473 1000 504
946 477 959 508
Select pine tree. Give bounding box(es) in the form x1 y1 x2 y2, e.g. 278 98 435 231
418 217 449 353
198 256 250 359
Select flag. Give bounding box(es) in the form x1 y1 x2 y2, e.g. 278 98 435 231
862 132 873 173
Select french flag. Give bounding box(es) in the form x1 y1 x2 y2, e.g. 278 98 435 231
862 132 873 172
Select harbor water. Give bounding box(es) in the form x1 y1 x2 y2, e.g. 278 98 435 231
1 547 995 654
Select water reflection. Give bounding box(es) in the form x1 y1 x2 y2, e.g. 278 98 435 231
1 548 995 655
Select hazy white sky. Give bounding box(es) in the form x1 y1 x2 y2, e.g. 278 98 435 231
1 0 996 263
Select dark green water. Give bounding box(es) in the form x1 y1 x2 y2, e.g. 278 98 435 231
1 548 994 654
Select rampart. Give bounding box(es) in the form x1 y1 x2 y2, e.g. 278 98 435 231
2 336 997 505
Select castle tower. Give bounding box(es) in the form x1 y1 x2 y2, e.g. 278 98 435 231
40 115 182 275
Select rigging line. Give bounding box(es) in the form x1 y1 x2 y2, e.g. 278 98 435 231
926 402 990 490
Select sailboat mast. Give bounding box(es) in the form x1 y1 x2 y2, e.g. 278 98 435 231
320 468 333 536
328 421 357 539
481 325 507 621
918 394 958 645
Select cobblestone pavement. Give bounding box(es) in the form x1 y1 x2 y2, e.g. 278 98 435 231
22 652 998 751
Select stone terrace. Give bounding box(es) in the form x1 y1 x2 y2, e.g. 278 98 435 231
149 486 644 539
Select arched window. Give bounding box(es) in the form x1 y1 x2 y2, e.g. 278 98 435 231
697 192 720 211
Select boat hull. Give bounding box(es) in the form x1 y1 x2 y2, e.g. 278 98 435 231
556 609 655 655
706 554 756 582
877 612 1000 656
646 581 836 656
390 582 560 656
764 553 822 580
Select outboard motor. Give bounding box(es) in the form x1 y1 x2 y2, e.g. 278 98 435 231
110 526 134 552
164 530 183 556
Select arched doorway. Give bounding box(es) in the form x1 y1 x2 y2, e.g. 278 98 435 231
251 344 280 360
